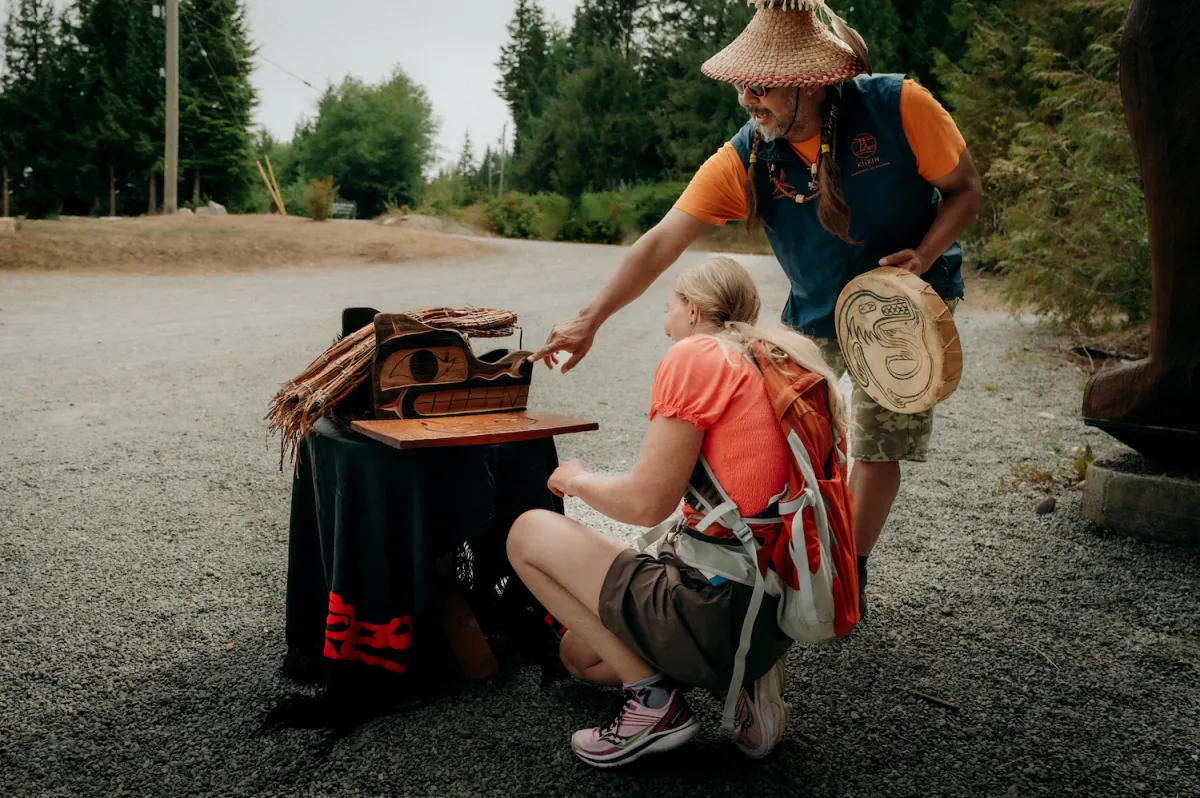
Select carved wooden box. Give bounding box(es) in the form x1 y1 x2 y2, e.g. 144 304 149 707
370 313 533 420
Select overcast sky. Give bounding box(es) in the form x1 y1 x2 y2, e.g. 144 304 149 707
245 0 582 168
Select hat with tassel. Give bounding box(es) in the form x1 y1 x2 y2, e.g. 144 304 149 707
701 1 871 89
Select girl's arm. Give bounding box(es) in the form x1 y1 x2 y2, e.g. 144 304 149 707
548 416 703 527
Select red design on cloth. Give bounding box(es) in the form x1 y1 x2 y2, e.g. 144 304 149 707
324 592 413 673
544 612 567 637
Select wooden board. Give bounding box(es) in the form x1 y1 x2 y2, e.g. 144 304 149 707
350 410 598 450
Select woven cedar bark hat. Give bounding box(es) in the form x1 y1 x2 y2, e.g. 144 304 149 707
702 0 871 89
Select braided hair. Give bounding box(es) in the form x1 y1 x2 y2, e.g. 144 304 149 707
815 92 854 243
743 89 855 244
744 127 766 233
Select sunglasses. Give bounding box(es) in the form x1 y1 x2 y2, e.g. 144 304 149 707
735 83 769 98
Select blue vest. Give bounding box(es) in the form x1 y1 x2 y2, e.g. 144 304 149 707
731 74 964 339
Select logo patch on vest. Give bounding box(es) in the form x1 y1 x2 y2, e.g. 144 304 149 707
850 133 891 177
852 134 877 158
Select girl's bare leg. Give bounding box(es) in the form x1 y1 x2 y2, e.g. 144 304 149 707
561 631 620 686
507 509 655 684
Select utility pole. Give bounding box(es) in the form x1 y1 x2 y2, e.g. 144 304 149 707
164 0 179 213
497 122 507 195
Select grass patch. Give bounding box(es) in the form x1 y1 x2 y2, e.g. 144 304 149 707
998 444 1094 494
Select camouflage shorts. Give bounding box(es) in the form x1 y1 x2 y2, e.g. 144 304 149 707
814 298 959 463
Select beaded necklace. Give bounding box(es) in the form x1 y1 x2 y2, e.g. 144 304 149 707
755 100 838 205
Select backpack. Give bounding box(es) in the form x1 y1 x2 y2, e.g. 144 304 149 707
636 340 859 728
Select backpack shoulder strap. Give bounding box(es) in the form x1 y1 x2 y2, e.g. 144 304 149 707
679 454 789 731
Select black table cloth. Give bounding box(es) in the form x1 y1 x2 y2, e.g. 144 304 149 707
283 415 563 704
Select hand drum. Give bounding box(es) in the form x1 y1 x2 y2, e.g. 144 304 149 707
834 267 962 414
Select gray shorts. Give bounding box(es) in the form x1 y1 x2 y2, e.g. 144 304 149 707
598 537 792 695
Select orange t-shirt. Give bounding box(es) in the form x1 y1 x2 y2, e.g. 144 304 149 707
649 336 789 516
675 79 967 225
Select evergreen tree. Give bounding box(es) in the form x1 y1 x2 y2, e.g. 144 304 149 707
477 145 501 195
0 84 9 216
936 0 1145 324
527 44 656 200
569 0 649 59
454 132 476 182
127 1 165 213
178 0 256 208
1 0 68 216
73 0 162 216
495 0 552 160
836 0 902 74
0 14 13 216
642 0 754 178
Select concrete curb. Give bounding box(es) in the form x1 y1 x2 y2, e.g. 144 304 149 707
1081 462 1200 546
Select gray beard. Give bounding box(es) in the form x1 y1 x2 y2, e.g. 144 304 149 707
754 111 796 142
759 123 787 142
753 95 817 142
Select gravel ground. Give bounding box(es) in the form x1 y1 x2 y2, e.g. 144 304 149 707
1 239 1197 797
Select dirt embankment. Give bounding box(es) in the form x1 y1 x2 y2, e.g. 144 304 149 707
0 214 493 274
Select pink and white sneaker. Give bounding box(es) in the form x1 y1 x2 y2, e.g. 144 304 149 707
732 659 791 758
571 687 699 768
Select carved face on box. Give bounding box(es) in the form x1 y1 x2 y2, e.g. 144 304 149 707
371 314 532 419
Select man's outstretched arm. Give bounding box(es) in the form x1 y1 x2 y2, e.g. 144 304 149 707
528 209 710 372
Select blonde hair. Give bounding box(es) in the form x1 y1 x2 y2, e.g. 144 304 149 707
673 255 849 439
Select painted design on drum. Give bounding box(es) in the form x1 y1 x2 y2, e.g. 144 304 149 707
837 289 933 410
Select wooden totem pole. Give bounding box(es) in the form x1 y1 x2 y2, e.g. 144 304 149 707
1082 0 1200 469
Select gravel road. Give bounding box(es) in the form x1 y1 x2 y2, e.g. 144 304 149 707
1 238 1197 797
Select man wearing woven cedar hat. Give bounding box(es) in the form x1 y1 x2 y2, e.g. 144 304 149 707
532 0 981 617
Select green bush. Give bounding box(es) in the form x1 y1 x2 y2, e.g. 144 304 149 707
281 179 308 216
304 176 337 221
181 195 213 212
421 185 685 243
245 177 305 216
529 192 570 239
484 192 541 239
936 0 1148 326
555 215 622 244
631 182 688 232
422 174 462 218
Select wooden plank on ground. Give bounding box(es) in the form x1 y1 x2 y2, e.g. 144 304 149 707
432 554 498 680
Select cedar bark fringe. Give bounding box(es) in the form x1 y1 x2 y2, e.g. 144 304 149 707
265 307 520 471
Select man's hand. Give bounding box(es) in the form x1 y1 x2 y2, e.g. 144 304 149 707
881 148 982 280
548 459 589 498
879 248 930 276
527 314 598 373
526 210 709 374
